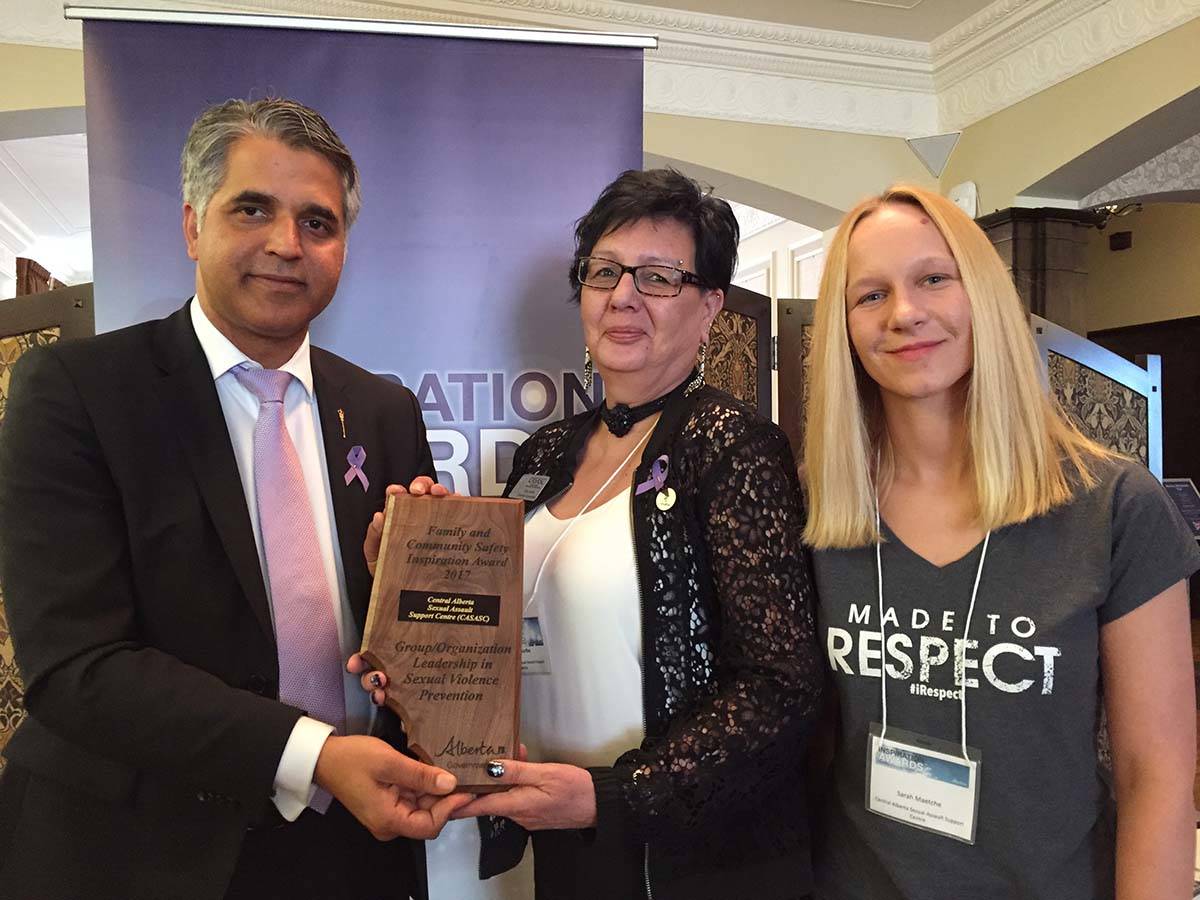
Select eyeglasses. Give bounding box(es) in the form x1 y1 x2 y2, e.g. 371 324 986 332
576 256 708 298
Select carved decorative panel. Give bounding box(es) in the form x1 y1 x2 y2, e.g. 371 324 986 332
0 326 60 419
797 324 814 453
776 298 815 463
0 606 21 762
0 326 60 763
707 308 758 407
1047 350 1148 465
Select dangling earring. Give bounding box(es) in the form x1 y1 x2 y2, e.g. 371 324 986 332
685 341 707 395
582 347 594 392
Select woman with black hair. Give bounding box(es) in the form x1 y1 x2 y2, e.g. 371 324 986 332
361 169 823 900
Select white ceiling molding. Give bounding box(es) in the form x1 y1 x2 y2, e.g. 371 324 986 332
375 0 932 62
0 199 36 258
648 40 930 93
0 243 16 301
931 0 1081 64
936 0 1200 131
107 0 939 134
0 135 92 284
644 61 937 136
0 141 88 237
1081 133 1200 208
5 0 1198 138
728 200 785 240
1 0 83 48
1011 194 1081 209
844 0 924 8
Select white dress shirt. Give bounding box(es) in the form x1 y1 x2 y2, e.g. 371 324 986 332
190 298 372 820
519 490 644 767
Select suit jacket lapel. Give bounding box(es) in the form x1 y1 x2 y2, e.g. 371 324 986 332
150 304 274 643
311 352 375 629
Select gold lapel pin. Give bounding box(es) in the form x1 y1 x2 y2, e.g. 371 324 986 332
338 408 347 439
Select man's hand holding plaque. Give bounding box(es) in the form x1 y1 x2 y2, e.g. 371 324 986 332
360 487 523 792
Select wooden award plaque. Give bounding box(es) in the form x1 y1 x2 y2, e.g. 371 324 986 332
361 494 523 791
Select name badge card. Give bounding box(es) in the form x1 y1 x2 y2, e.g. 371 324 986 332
509 474 550 503
521 616 551 675
865 723 981 844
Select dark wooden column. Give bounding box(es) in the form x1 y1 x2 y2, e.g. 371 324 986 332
976 207 1102 335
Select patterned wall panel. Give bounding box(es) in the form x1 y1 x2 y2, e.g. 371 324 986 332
0 327 59 419
1046 350 1149 465
797 324 814 454
707 308 758 406
0 326 60 764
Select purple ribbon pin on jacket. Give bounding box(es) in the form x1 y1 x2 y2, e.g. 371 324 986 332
635 454 669 496
344 445 369 491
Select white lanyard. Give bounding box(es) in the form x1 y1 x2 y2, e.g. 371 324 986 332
524 425 654 614
874 492 990 761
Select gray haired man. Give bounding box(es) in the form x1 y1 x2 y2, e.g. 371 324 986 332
0 98 463 900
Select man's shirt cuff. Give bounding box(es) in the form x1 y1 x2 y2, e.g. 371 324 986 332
271 715 335 821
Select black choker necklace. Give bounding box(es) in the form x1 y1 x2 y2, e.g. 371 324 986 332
599 371 699 437
599 396 668 437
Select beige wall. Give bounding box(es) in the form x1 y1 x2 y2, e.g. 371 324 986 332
645 113 936 226
651 17 1200 228
0 44 84 113
941 17 1200 212
1086 202 1200 332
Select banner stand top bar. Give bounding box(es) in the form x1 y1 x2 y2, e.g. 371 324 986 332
64 5 658 49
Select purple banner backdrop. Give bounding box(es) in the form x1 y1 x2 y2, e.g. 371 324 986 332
83 19 642 495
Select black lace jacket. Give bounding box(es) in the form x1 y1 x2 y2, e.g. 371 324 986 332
484 384 823 898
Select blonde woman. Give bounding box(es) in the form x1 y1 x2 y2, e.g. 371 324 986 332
804 185 1199 900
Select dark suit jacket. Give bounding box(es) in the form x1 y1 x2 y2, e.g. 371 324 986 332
0 302 434 899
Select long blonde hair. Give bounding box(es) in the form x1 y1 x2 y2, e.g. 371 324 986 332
802 184 1111 549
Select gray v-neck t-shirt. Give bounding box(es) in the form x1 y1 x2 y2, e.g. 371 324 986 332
812 458 1200 900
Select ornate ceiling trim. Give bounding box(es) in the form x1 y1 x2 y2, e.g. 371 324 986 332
728 200 785 240
937 0 1200 131
1082 133 1200 208
644 60 937 136
4 0 1197 137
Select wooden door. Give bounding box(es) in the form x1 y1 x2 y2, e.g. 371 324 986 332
775 298 815 463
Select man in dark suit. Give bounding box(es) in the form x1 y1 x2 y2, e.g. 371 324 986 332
0 98 464 899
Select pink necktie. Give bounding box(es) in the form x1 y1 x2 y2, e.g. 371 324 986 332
236 367 345 813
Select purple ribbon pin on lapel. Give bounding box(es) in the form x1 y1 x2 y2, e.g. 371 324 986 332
344 445 369 491
635 454 669 496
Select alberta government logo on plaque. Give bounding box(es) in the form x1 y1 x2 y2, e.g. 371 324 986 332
361 493 524 791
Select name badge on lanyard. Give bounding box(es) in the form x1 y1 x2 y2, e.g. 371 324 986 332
521 616 551 675
865 723 981 844
510 474 551 502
